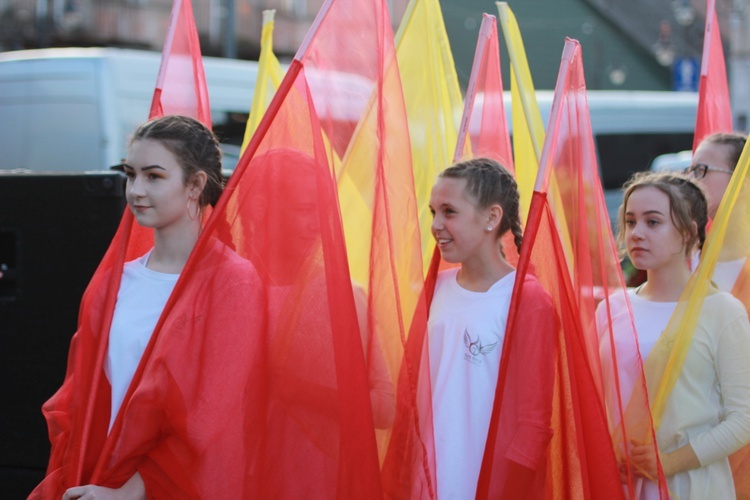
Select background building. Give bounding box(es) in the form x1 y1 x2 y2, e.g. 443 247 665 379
0 0 747 125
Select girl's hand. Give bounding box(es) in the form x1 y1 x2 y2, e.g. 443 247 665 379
62 473 145 500
629 439 661 481
62 485 120 500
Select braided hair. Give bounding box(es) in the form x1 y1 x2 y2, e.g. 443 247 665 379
131 115 224 207
616 170 708 258
439 158 523 254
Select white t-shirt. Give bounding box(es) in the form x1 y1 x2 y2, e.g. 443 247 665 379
428 267 516 500
690 252 746 292
627 289 677 360
713 258 746 292
105 252 179 430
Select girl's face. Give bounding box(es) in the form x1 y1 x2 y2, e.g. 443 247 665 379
429 177 497 265
124 139 196 231
690 141 734 218
624 186 688 272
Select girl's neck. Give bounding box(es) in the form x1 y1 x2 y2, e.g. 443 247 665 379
640 260 692 302
148 220 202 274
457 251 514 293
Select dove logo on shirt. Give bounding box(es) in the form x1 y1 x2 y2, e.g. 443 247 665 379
463 329 498 365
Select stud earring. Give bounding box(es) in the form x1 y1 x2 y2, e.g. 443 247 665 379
486 226 493 232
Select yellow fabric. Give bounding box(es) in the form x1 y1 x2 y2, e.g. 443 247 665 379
335 34 425 464
648 138 750 429
241 11 285 154
336 54 419 295
394 0 464 275
496 2 544 221
497 2 574 270
335 80 379 289
239 11 343 174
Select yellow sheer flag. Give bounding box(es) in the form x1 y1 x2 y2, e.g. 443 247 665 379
240 10 285 153
336 55 420 312
646 139 750 430
239 10 344 172
394 0 464 275
230 11 286 255
335 47 426 466
337 155 375 291
497 2 575 274
497 2 544 220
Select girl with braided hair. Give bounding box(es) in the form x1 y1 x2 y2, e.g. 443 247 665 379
34 115 266 498
427 157 552 498
600 171 750 498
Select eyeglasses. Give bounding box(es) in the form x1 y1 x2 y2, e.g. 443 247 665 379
683 163 734 179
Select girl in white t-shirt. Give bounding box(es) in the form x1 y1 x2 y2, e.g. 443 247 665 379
605 171 750 499
427 158 539 498
37 115 240 499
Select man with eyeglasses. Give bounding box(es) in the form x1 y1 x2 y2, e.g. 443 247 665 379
684 132 747 219
686 131 750 498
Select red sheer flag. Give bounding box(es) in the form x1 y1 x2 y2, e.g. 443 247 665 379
205 61 382 497
537 37 668 499
693 0 732 151
303 0 431 489
476 39 630 499
456 13 513 174
34 0 391 493
223 0 421 492
149 0 211 126
381 248 439 499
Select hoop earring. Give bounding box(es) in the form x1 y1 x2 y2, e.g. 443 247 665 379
187 198 200 220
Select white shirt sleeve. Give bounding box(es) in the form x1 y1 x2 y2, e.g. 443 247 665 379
691 311 750 465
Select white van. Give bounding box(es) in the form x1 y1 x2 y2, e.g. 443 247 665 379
471 89 697 185
527 90 698 188
0 47 258 172
499 90 698 224
650 149 693 172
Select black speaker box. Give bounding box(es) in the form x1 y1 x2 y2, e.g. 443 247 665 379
0 171 126 497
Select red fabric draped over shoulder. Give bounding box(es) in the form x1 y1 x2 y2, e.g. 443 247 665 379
33 63 383 497
477 39 647 498
33 232 265 498
33 0 385 493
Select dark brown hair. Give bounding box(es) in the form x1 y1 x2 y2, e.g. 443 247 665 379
131 115 223 207
439 157 523 254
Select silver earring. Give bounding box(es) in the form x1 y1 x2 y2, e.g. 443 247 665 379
486 226 493 232
187 199 200 220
